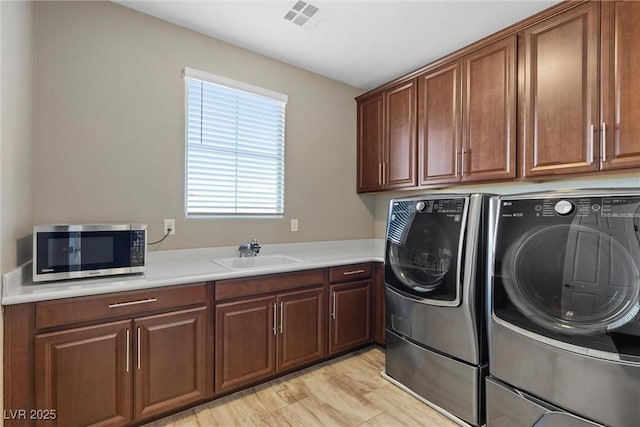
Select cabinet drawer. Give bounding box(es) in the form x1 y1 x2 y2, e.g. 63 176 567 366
36 283 208 330
329 263 372 283
215 269 325 302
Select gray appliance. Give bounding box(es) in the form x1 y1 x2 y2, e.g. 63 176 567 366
385 194 490 426
486 190 640 427
33 224 147 282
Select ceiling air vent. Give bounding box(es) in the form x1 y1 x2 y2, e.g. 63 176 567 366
283 0 322 27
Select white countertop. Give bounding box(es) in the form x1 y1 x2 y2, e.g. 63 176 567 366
1 239 385 305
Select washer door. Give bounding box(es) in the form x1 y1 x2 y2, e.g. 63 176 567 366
385 198 467 305
501 219 640 335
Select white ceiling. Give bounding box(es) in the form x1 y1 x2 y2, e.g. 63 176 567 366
117 0 560 90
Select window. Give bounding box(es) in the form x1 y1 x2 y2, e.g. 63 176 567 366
184 67 287 217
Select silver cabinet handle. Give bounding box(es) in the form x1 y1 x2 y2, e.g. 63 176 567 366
109 298 157 308
279 301 284 334
343 269 365 276
331 291 336 320
378 163 382 186
461 149 466 176
137 327 141 370
590 124 594 150
272 303 277 336
454 149 459 176
126 328 130 373
602 122 607 162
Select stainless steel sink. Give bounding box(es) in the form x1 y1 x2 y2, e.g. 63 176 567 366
210 255 303 271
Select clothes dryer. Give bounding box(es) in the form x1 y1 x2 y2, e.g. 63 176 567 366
385 194 491 426
486 190 640 427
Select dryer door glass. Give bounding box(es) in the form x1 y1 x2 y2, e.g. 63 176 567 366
385 198 467 303
493 196 640 357
503 224 639 333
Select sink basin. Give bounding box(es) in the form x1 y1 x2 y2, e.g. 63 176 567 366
211 255 303 271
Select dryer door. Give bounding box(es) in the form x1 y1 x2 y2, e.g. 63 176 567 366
385 197 468 306
493 196 640 359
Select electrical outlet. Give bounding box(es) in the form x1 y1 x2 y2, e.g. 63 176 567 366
291 218 299 232
164 219 176 235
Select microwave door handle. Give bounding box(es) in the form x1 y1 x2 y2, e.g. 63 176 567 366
70 233 81 268
67 246 75 267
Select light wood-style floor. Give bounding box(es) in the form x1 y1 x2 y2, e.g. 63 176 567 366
143 346 458 427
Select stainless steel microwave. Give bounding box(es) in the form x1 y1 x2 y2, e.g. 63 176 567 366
33 224 147 282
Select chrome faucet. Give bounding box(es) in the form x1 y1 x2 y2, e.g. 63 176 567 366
238 238 261 257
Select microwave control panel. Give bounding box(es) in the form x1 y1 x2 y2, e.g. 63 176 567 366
131 230 146 267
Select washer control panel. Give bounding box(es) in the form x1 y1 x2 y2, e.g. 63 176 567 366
501 195 640 219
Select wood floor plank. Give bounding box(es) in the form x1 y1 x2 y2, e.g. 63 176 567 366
143 347 459 427
208 389 290 427
193 406 219 427
253 369 314 411
323 353 388 395
276 397 343 427
300 370 383 424
364 384 458 427
359 410 416 427
143 408 197 427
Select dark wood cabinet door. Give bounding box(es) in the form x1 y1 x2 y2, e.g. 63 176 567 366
214 295 276 394
417 62 462 186
34 320 132 427
357 94 384 192
522 2 600 177
276 287 325 372
462 35 517 182
328 281 372 355
385 80 417 189
601 1 640 171
134 306 208 421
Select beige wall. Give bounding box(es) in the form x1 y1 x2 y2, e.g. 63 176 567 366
373 172 640 237
1 0 34 273
33 1 373 250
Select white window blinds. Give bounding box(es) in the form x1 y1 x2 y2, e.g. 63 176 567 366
184 68 287 217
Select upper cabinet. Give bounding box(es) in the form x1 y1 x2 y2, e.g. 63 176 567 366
417 36 517 186
356 1 639 193
357 94 384 192
600 1 640 171
357 81 417 192
417 61 462 186
523 1 640 177
462 35 517 182
521 2 600 177
385 81 418 189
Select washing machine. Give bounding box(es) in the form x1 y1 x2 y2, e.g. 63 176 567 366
486 189 640 427
384 194 490 426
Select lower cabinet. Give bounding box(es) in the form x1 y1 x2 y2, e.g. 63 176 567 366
277 288 325 371
35 320 132 427
328 281 372 355
134 307 208 420
33 289 210 427
7 266 382 427
214 295 276 393
214 287 325 394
